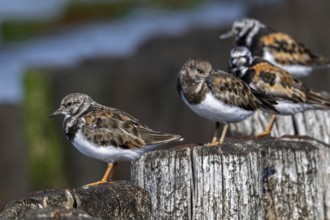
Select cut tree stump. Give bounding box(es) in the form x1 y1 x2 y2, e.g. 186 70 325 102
131 138 330 220
0 181 151 220
231 109 330 219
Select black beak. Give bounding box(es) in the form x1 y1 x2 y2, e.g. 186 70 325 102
219 29 234 39
205 76 213 89
49 108 62 118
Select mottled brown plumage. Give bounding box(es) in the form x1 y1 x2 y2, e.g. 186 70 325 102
246 58 330 107
220 18 330 77
80 106 177 149
177 59 278 145
229 46 330 136
50 93 182 185
260 33 329 66
206 69 276 112
247 59 309 103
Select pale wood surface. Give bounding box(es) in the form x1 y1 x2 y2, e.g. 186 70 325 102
131 147 193 220
132 138 328 220
192 143 262 219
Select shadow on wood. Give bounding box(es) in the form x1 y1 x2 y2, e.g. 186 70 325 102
0 181 151 220
132 137 328 219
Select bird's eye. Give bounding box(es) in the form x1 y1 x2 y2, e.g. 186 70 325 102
67 102 72 106
196 68 204 74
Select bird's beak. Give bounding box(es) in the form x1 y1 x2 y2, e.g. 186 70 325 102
219 29 234 39
49 108 62 118
205 75 212 85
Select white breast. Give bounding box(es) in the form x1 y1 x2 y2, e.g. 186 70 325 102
72 131 143 163
181 92 254 124
274 100 316 115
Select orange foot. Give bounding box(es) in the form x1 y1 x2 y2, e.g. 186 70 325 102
256 130 271 138
206 141 221 147
83 180 112 188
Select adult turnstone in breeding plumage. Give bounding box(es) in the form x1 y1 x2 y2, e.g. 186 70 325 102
177 59 277 146
220 18 330 77
229 46 330 136
50 93 182 185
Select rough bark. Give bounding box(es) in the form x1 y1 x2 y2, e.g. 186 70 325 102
231 109 330 219
0 181 151 220
131 146 193 220
131 138 327 220
282 137 330 220
256 138 323 220
192 142 263 219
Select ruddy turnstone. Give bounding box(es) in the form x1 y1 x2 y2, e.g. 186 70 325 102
229 46 330 136
220 18 330 77
50 93 182 185
177 59 277 146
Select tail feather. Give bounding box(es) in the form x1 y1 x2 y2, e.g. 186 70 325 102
138 128 183 145
307 90 330 108
313 63 330 70
135 128 183 155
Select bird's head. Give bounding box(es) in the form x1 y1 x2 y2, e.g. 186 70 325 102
49 93 94 118
229 46 253 78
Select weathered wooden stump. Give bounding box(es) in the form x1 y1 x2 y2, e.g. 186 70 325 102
0 181 151 220
132 138 330 220
232 109 330 219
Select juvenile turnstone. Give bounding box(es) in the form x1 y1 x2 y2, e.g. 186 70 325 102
50 93 182 185
177 59 277 146
229 46 330 136
220 18 330 77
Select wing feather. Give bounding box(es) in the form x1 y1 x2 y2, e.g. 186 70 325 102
206 70 262 111
81 106 181 149
261 32 330 66
249 61 308 103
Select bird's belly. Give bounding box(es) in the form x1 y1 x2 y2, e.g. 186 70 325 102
274 101 315 115
72 131 141 163
183 92 254 123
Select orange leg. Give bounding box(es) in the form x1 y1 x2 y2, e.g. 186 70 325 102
257 115 276 137
211 122 220 143
207 123 228 147
218 124 229 145
85 163 118 187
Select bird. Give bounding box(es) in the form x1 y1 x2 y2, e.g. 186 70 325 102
50 93 182 186
177 59 278 146
229 46 330 136
220 18 330 77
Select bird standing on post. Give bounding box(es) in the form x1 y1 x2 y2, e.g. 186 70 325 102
50 93 182 186
229 46 330 136
177 59 277 146
220 18 330 77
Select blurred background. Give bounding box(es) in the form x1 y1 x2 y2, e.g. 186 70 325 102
1 0 330 211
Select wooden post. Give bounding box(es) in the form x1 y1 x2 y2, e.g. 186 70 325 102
231 110 330 219
0 181 151 220
192 142 262 219
131 138 327 219
131 147 193 219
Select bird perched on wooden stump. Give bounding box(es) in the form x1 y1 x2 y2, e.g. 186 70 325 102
177 59 278 146
50 93 182 186
229 46 330 136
